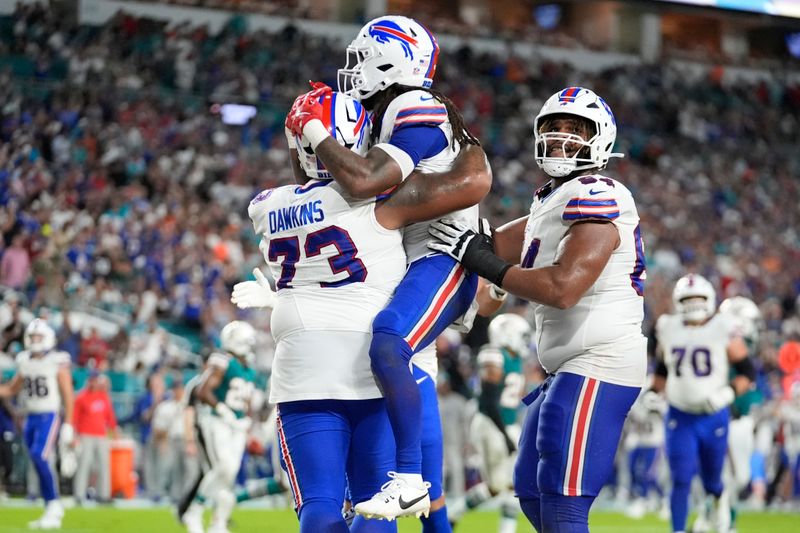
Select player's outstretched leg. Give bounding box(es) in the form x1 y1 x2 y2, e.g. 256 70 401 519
358 257 476 521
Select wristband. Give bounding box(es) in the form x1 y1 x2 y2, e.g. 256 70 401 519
487 284 508 302
303 119 330 150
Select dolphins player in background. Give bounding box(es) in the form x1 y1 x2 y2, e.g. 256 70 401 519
246 89 490 532
0 319 75 529
180 321 258 533
652 275 754 533
287 16 486 524
427 86 647 533
462 313 530 533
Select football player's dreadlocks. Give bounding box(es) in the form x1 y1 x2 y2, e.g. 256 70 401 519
364 84 480 149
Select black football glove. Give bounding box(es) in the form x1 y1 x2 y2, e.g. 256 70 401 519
428 218 512 287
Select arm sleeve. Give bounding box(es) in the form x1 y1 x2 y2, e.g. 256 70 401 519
732 357 756 381
655 360 668 379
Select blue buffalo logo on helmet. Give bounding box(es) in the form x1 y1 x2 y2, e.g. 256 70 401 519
368 20 418 59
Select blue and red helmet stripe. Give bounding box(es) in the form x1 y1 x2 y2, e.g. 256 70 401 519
421 24 439 80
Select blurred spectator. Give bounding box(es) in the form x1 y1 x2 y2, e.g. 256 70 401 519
0 233 31 290
1 299 26 354
150 379 197 502
121 372 165 499
73 372 118 504
56 312 83 365
78 328 110 370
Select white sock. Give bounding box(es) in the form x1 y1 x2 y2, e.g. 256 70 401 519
394 473 426 490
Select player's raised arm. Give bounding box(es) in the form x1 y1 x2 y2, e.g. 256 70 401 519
287 86 404 198
376 143 491 229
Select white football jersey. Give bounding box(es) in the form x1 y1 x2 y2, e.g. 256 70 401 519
373 90 479 264
656 312 738 413
249 181 406 402
15 350 70 413
522 174 647 387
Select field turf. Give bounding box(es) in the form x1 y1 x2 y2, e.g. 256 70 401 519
0 507 798 532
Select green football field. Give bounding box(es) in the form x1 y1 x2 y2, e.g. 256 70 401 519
0 508 798 533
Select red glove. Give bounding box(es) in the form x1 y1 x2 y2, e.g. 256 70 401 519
309 80 332 92
285 92 308 133
287 88 329 136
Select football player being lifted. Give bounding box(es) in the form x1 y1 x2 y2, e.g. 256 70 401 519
287 15 489 525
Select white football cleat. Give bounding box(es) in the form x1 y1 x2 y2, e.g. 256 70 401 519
354 472 431 521
28 500 64 529
182 502 205 533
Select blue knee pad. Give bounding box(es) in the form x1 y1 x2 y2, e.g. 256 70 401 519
540 493 593 533
369 330 414 379
520 497 542 532
298 500 349 533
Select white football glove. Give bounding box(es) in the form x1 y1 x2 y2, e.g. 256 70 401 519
59 422 74 447
704 386 735 414
641 390 666 414
231 268 276 309
215 402 238 426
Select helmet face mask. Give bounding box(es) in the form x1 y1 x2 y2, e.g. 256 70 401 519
337 16 439 101
534 87 622 178
293 92 370 179
672 274 717 323
24 319 56 354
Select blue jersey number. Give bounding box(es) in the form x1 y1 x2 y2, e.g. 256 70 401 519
268 226 367 289
672 346 712 377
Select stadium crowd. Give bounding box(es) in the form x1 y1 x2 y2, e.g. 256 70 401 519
1 0 800 510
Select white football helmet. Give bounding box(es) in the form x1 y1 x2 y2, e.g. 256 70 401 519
220 321 257 365
24 318 56 353
488 313 532 357
476 346 504 368
672 274 717 323
294 91 370 179
337 15 440 101
534 86 623 178
719 296 763 344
